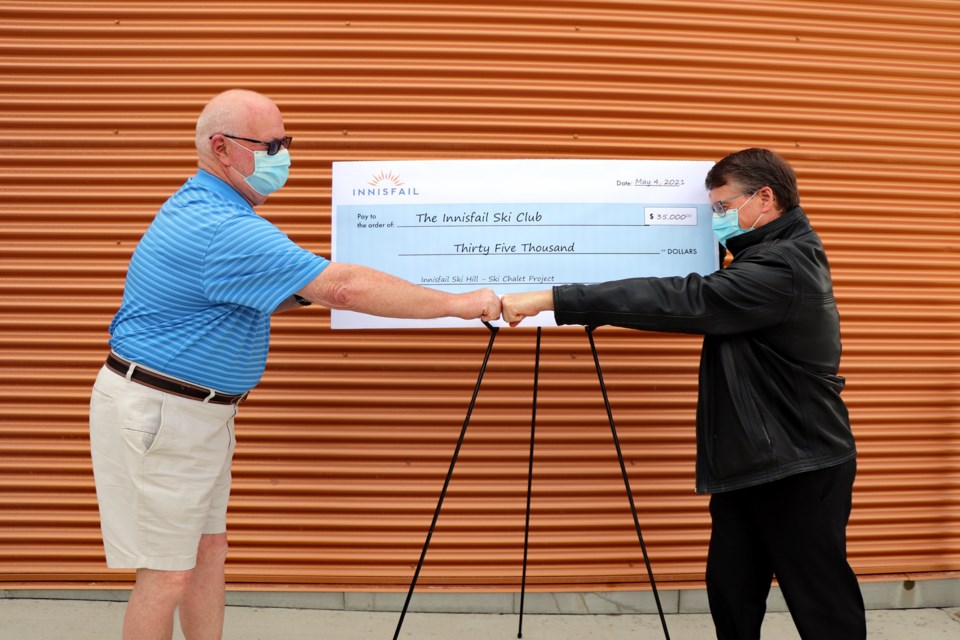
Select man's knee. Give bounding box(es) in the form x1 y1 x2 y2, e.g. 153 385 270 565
134 568 194 601
197 533 228 567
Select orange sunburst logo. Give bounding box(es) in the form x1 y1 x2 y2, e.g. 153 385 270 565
368 170 404 188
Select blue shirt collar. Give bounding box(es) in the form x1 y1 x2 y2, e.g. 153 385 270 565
191 169 252 211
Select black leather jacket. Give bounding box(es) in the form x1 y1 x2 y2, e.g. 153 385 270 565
553 206 856 494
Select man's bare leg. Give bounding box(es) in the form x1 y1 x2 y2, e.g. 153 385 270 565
178 533 229 640
123 568 191 640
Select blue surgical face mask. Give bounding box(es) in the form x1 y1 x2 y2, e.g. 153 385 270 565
711 191 763 247
226 137 291 196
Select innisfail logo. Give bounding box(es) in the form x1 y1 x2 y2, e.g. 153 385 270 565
352 170 421 197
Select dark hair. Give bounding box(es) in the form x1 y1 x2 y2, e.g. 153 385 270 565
704 148 800 212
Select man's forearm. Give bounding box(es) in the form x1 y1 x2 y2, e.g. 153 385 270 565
298 263 495 320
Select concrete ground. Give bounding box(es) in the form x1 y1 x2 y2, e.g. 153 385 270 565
3 598 960 640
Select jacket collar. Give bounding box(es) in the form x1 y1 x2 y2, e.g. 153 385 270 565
726 206 809 254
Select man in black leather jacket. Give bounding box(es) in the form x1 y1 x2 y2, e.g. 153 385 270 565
501 148 865 640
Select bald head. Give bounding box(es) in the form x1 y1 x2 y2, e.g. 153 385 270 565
195 89 282 158
196 89 288 206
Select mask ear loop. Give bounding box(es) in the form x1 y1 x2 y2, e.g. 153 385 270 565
224 138 262 193
222 136 250 176
746 188 768 230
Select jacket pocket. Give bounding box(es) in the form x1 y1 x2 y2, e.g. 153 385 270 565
707 416 774 480
705 364 775 480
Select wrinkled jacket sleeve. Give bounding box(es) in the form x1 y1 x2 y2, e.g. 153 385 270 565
553 249 796 336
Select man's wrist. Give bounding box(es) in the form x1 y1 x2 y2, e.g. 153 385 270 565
537 289 555 312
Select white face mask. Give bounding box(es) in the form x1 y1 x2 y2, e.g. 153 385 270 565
226 137 291 195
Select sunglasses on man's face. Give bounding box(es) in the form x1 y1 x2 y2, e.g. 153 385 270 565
214 133 292 156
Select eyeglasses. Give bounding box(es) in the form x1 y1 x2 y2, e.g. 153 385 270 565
213 133 292 156
710 191 756 216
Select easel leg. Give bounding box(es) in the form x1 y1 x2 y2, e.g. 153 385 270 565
392 322 499 640
518 326 542 638
585 326 671 640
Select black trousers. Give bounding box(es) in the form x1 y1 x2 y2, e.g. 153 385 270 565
706 459 865 640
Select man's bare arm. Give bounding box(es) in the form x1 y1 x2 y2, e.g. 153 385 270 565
297 263 501 321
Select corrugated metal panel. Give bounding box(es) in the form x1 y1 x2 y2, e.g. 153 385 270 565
1 0 959 592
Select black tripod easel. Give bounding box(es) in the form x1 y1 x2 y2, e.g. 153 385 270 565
392 323 671 640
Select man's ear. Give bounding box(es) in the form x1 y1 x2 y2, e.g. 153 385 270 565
208 133 231 165
760 185 778 213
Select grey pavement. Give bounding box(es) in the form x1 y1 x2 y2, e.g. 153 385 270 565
3 598 960 640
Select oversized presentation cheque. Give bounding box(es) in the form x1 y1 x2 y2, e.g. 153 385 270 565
331 159 718 329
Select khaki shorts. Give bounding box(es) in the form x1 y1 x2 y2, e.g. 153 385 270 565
89 366 237 571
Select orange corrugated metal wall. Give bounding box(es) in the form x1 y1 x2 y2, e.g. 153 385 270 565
1 0 959 592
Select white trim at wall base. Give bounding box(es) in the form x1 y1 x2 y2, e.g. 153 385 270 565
2 578 958 615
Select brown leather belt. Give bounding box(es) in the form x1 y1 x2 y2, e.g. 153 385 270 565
105 353 248 405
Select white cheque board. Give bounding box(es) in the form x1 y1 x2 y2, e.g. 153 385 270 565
331 159 718 329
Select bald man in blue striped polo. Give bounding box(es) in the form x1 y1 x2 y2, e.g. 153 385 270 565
89 89 501 640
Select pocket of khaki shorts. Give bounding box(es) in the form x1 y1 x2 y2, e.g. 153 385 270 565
122 393 166 455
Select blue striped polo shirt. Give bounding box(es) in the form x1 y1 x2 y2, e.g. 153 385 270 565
109 170 329 394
